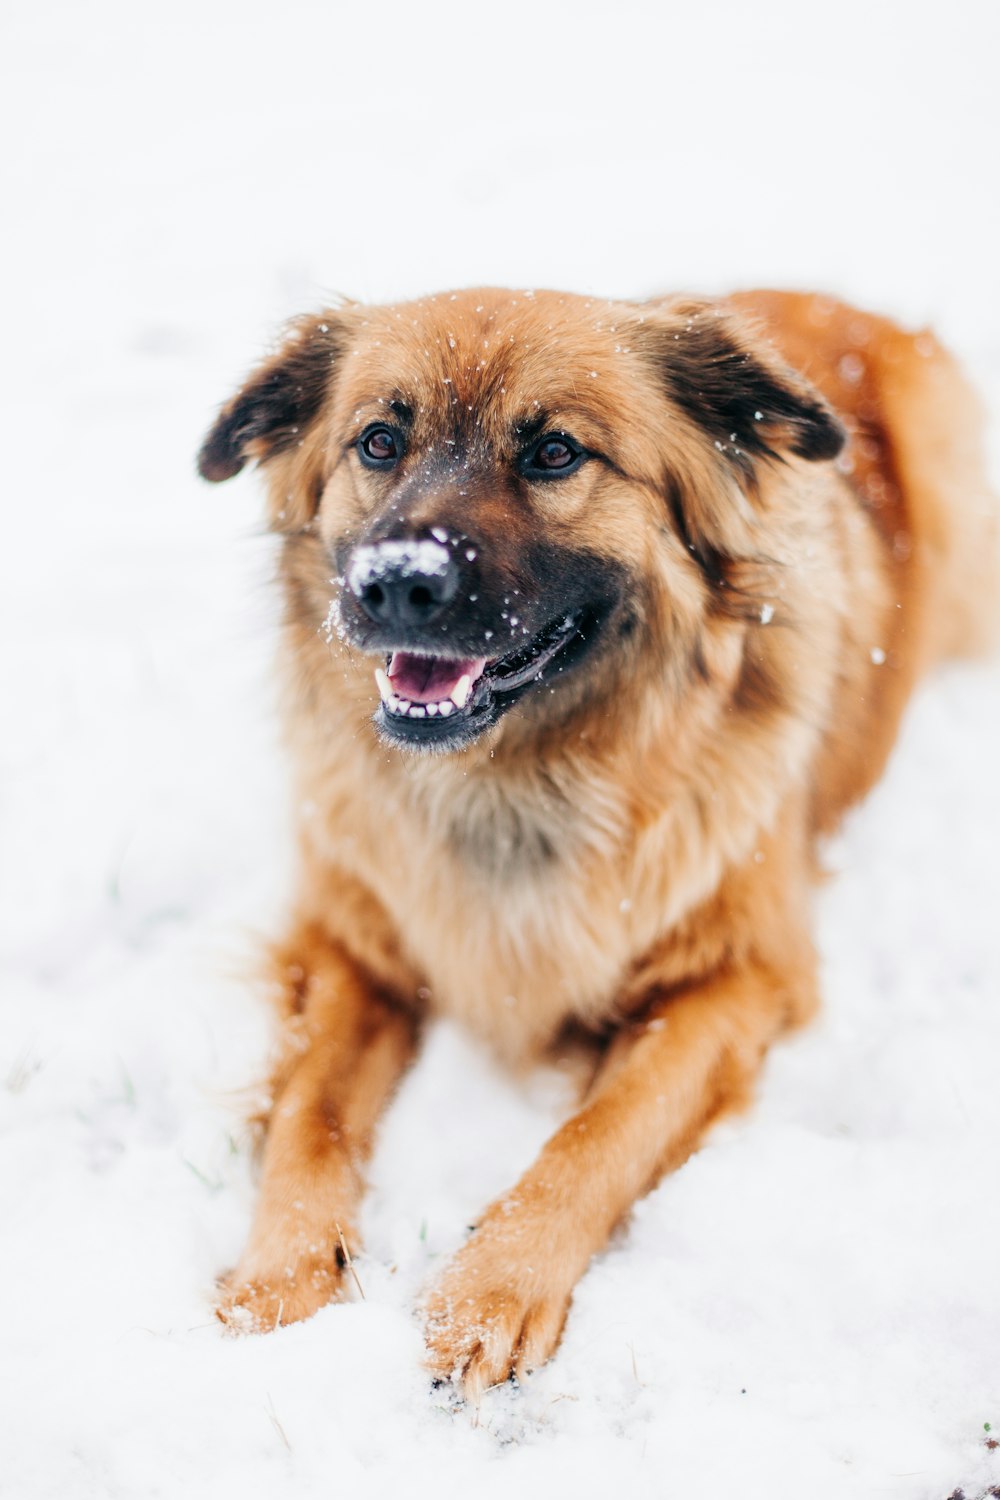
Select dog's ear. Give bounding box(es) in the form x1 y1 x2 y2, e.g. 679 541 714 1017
198 314 348 520
641 299 845 482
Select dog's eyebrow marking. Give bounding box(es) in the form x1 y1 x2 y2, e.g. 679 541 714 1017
344 396 414 442
513 411 552 446
514 406 620 450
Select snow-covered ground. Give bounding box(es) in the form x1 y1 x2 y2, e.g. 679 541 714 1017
2 3 999 1496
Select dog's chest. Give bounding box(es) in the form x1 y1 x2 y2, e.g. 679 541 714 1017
398 845 635 1056
330 759 642 1056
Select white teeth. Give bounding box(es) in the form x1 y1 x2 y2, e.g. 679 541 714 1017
375 667 392 702
381 695 461 721
451 674 473 709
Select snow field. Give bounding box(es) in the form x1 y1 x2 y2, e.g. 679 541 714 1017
2 1 999 1495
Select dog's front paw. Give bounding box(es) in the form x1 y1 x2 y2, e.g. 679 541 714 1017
215 1253 343 1334
423 1208 576 1397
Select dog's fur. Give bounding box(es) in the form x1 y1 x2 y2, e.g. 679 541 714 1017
199 286 997 1392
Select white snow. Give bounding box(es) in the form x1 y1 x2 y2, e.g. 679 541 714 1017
346 538 453 595
2 2 999 1498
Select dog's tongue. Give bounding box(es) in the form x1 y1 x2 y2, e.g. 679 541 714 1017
386 652 487 706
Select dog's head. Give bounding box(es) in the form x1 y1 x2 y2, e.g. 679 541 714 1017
199 288 844 754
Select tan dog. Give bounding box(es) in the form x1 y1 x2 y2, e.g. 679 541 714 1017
199 286 997 1393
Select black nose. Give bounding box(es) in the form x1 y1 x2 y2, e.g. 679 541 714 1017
348 538 461 630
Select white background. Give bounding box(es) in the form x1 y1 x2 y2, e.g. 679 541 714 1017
2 2 999 1497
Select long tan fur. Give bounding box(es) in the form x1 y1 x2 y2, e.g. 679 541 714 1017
199 287 997 1393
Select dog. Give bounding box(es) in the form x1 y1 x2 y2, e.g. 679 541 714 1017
198 285 997 1393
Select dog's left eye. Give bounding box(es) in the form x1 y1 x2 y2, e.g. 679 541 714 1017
358 425 401 467
522 435 584 478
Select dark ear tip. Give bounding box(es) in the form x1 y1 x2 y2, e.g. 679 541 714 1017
197 427 246 483
790 407 847 463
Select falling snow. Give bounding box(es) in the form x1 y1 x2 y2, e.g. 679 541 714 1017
2 5 1000 1500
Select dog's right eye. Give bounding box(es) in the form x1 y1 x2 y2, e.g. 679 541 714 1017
521 433 585 479
358 426 401 468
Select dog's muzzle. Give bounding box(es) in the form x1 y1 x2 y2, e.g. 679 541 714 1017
339 530 604 753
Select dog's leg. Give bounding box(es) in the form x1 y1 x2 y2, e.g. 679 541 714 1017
424 959 806 1394
217 923 418 1333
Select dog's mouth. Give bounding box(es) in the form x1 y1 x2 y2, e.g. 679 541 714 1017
372 609 588 750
